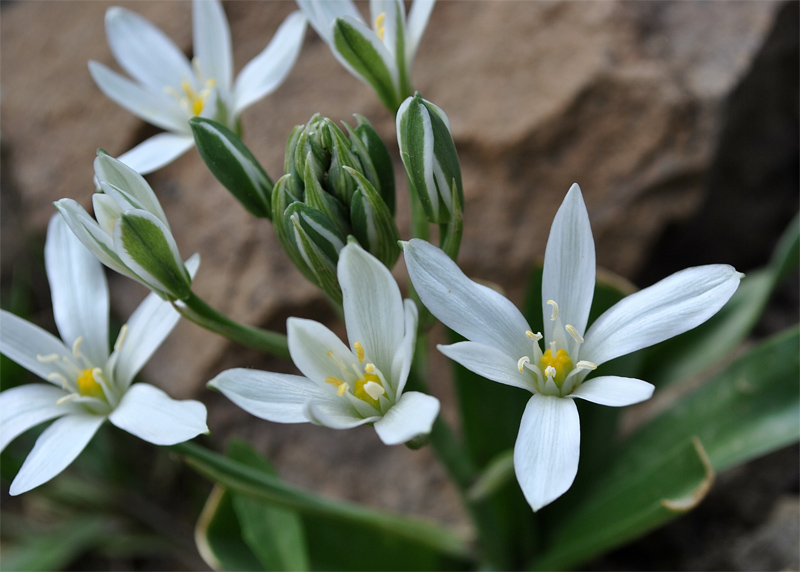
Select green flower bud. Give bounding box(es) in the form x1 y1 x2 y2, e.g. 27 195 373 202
396 93 464 224
273 114 399 302
190 118 273 219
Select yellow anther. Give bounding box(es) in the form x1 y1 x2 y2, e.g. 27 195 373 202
77 368 106 400
547 300 559 321
325 376 350 396
354 341 366 364
525 330 542 341
37 353 60 363
565 325 584 344
538 348 574 386
576 360 597 371
365 363 376 374
375 12 386 42
518 356 531 373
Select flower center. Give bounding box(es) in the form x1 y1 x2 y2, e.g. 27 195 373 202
324 341 387 409
76 368 107 401
537 348 574 387
179 78 216 116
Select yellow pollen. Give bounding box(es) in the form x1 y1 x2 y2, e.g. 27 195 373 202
178 78 216 117
354 341 366 364
325 376 350 396
76 368 106 400
375 12 386 42
538 348 574 386
354 373 384 408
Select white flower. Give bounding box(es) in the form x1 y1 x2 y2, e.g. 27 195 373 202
209 241 439 445
89 0 307 174
0 215 208 496
55 154 193 301
297 0 435 111
403 184 744 511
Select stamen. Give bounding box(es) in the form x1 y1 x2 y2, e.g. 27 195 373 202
547 300 559 321
518 356 530 373
56 394 79 406
576 360 597 371
325 376 350 396
364 363 376 374
47 372 70 390
525 330 543 341
544 365 557 379
72 336 84 360
375 12 386 41
327 350 349 373
363 381 386 400
37 353 60 363
354 341 366 364
566 325 584 344
114 324 129 353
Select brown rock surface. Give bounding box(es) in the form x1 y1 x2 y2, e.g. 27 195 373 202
1 0 793 534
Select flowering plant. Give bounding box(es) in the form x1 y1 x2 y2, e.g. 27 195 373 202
2 1 797 571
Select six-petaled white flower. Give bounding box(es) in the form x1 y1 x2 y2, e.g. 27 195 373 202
0 215 208 496
209 240 440 445
297 0 435 111
403 184 743 511
89 0 307 174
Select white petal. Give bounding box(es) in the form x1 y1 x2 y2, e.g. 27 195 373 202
192 0 233 93
373 391 439 445
0 310 72 384
438 341 534 392
0 385 81 452
542 184 596 340
88 61 188 132
390 299 418 397
54 199 137 281
297 0 360 44
405 0 435 65
514 394 580 511
582 264 744 365
104 7 194 93
117 133 195 176
9 413 105 495
305 398 379 429
208 369 327 423
95 154 170 228
109 383 207 445
45 215 109 366
113 291 182 390
339 242 404 381
233 11 307 114
403 239 532 359
570 376 654 407
287 318 356 385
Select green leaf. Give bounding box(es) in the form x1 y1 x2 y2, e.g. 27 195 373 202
173 442 474 570
639 212 799 387
534 326 800 570
529 436 715 571
118 212 190 300
354 114 396 214
332 18 400 111
196 485 266 571
227 441 309 572
190 118 273 219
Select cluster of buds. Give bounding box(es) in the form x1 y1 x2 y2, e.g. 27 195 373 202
272 114 400 304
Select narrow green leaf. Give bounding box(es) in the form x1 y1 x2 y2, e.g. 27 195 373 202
353 114 396 214
190 118 273 219
332 18 400 111
227 441 309 572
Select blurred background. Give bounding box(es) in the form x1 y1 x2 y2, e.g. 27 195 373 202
1 1 797 569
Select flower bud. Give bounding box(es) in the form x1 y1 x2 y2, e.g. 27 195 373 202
396 93 464 224
190 118 273 219
272 114 399 302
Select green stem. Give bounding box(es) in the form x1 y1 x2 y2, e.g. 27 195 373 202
176 291 290 360
171 441 473 562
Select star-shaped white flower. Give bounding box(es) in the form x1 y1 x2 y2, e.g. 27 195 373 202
89 0 307 174
209 240 440 445
297 0 435 111
0 215 208 496
403 184 743 510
